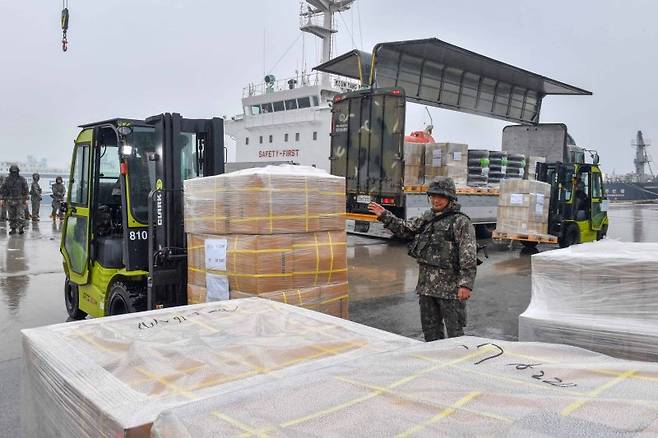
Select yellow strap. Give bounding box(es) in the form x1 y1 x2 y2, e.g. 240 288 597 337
304 176 309 232
327 231 335 284
313 232 320 286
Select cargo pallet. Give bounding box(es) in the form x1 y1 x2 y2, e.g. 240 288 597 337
492 230 558 244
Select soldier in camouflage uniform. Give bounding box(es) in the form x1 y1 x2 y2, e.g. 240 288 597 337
368 177 477 341
0 165 29 234
51 176 66 220
30 173 42 222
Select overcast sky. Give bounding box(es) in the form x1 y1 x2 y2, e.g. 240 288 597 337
1 0 656 174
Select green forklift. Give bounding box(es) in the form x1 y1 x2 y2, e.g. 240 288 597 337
61 113 224 319
536 159 609 248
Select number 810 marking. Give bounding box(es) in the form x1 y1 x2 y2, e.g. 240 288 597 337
129 230 149 240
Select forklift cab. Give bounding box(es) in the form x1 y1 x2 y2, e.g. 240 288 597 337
537 162 609 247
62 113 224 319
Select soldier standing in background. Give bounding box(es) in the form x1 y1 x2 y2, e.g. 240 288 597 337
368 177 478 341
0 175 7 222
0 165 29 235
51 176 66 220
30 173 42 222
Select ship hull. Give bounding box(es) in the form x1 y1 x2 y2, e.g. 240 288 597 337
606 181 658 201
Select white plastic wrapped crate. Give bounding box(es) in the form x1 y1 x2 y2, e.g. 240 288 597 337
152 336 658 437
519 240 658 361
496 179 551 236
21 298 417 438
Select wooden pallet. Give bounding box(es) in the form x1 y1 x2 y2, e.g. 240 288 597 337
492 230 558 244
456 186 500 196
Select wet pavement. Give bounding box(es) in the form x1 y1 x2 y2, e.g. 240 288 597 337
1 203 657 434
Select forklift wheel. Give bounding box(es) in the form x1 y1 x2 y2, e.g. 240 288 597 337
108 281 145 316
64 278 87 320
559 224 580 248
597 224 608 241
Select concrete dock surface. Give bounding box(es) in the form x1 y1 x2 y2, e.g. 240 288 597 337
1 203 657 434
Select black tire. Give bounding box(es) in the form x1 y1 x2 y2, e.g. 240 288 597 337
108 280 146 316
65 278 87 320
597 224 608 241
559 223 580 248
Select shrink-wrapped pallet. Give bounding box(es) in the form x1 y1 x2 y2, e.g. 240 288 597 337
22 299 417 438
520 241 658 361
496 179 551 236
152 336 658 438
187 231 348 296
441 142 468 186
423 142 442 184
184 165 345 235
403 142 425 186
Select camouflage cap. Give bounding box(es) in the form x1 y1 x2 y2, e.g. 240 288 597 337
426 176 457 200
33 173 40 179
9 164 19 173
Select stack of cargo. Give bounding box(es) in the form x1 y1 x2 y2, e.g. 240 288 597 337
403 141 426 186
467 149 489 186
440 143 468 186
152 336 658 437
525 156 546 180
184 165 349 318
505 153 526 179
487 151 508 185
423 142 443 184
495 179 551 236
520 240 658 362
22 299 418 438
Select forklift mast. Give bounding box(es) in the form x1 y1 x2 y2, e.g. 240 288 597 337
142 113 224 310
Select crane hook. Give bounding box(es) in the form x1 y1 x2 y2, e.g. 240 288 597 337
61 1 69 52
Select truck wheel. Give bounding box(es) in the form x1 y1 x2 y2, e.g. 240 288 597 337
559 224 579 248
108 280 146 316
64 278 87 320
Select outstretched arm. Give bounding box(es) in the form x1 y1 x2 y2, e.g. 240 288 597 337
368 202 425 240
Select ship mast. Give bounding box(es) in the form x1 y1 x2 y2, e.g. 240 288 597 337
632 130 654 182
300 0 356 87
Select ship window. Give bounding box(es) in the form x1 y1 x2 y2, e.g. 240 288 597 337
298 97 311 108
245 137 249 145
273 101 285 112
249 105 261 115
284 133 289 142
311 96 319 106
621 189 625 194
261 103 273 113
295 132 300 142
269 135 273 143
285 99 298 110
313 131 318 141
259 136 263 144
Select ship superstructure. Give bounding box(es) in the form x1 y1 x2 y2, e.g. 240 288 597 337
225 0 360 170
605 131 658 201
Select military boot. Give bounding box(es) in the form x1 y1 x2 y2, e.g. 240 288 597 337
18 227 24 235
9 228 16 235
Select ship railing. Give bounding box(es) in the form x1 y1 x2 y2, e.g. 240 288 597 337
243 72 360 97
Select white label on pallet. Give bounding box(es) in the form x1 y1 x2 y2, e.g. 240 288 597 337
510 193 524 205
432 149 442 167
453 152 462 161
205 274 229 302
205 238 228 271
535 194 545 215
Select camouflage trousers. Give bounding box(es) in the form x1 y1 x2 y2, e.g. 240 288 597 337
7 201 25 231
31 197 40 220
418 295 466 341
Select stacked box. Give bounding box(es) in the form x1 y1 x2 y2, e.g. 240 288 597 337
441 143 468 186
184 165 349 319
184 165 345 235
525 155 546 180
496 179 551 235
152 336 658 437
423 142 442 184
22 299 417 438
403 141 426 186
520 240 658 361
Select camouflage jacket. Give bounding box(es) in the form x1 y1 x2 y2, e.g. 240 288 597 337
52 183 66 201
0 174 29 202
379 202 477 299
30 181 42 198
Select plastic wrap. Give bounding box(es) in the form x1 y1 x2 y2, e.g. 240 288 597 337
21 298 417 438
496 179 551 236
505 153 526 179
152 336 658 437
525 155 545 180
423 142 442 184
441 143 468 186
403 141 426 186
488 150 508 185
187 231 347 295
183 165 345 235
520 240 658 362
467 149 490 186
